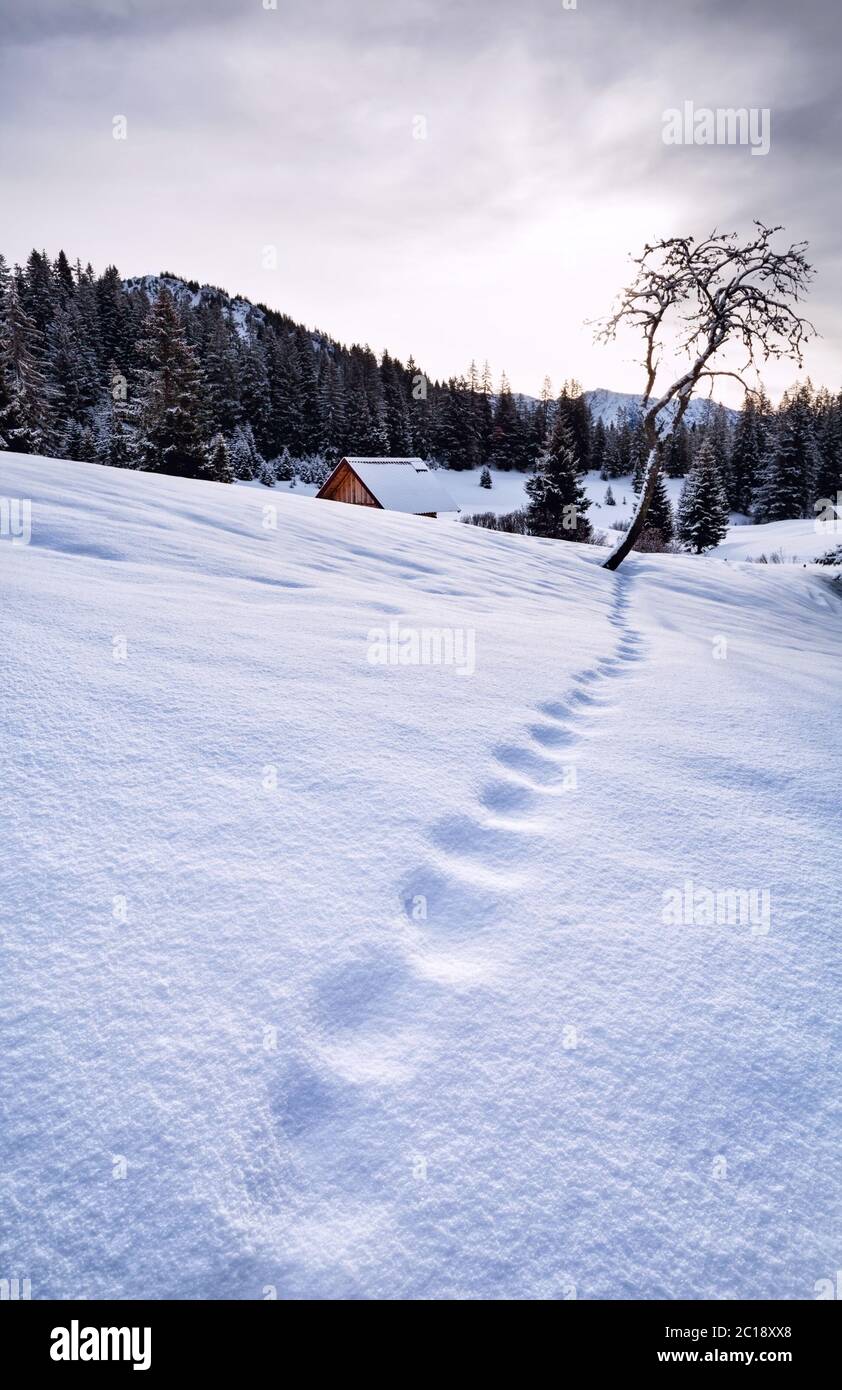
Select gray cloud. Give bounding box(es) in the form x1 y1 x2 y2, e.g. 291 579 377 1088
0 0 839 399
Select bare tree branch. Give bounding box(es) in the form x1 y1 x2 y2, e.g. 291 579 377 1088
593 223 816 570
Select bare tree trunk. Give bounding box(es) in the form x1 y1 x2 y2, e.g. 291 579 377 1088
602 432 660 571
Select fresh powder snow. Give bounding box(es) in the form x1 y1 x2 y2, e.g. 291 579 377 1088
1 453 839 1300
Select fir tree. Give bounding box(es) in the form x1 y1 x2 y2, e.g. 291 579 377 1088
61 420 86 461
537 375 554 441
272 445 294 481
97 398 133 469
22 249 56 340
96 265 129 370
477 360 495 462
489 372 522 470
676 440 730 552
727 394 763 514
0 267 52 453
480 465 492 489
637 470 674 546
663 420 691 478
238 340 272 454
267 332 303 456
53 250 77 303
814 393 842 507
601 426 625 479
76 424 98 462
131 287 209 478
318 354 346 463
47 301 99 424
295 328 325 457
202 305 240 436
754 388 819 521
555 380 590 471
381 351 412 456
200 432 234 484
525 417 591 541
404 354 431 458
437 375 482 469
228 423 259 480
591 417 608 476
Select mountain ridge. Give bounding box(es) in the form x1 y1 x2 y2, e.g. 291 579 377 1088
124 271 737 421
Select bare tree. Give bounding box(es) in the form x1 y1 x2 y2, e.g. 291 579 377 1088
594 223 815 570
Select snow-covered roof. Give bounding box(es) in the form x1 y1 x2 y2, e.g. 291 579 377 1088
339 457 458 514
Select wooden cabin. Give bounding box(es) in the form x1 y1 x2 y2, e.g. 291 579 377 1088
316 457 458 519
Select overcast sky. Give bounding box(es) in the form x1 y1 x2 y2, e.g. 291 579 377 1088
1 0 840 403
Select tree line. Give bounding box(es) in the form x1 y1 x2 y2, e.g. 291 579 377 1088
0 248 589 484
0 248 839 551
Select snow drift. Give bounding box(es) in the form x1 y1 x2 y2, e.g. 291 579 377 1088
1 453 839 1300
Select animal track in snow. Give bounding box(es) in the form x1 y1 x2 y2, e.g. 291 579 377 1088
289 573 647 1131
526 721 578 749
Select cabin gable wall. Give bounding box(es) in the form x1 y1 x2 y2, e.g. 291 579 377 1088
320 461 381 508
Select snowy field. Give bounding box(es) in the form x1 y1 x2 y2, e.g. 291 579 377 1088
440 466 687 539
273 466 837 564
1 452 840 1300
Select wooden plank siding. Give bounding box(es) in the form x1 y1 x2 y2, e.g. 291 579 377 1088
319 461 382 508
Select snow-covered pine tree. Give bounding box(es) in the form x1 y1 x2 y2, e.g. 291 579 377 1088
555 380 591 472
814 391 842 507
525 415 591 541
318 354 346 464
295 328 325 458
703 407 733 485
76 424 98 462
228 424 257 480
604 484 615 505
0 263 53 454
53 250 76 303
434 377 471 469
381 351 412 457
96 399 133 469
272 445 294 481
240 421 264 477
754 387 819 521
637 470 674 548
600 426 624 479
62 418 97 462
22 250 56 340
237 340 272 456
96 265 130 371
131 287 209 478
591 417 608 477
200 432 234 484
267 333 304 457
475 360 495 463
47 300 99 426
537 375 555 443
489 372 522 471
676 439 730 552
663 420 691 478
727 394 763 514
480 465 492 489
93 358 135 472
61 420 86 461
201 304 240 436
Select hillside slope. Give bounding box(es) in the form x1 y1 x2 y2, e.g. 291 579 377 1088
1 454 839 1300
